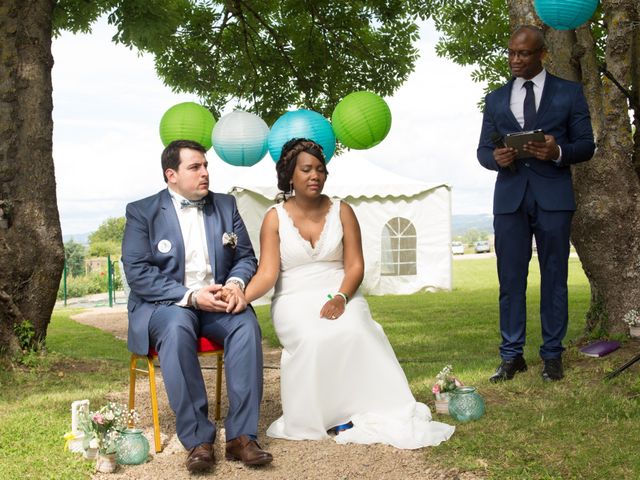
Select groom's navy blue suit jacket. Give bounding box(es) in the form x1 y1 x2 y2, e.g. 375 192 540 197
121 189 257 355
477 73 595 214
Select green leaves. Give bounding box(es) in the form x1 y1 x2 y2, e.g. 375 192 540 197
64 239 86 277
88 216 125 244
54 1 425 124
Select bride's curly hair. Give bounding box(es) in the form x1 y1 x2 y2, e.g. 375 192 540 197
276 138 328 200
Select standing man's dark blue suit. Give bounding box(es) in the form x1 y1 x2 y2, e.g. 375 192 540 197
122 140 273 473
477 26 595 382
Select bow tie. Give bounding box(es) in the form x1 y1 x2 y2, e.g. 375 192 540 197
180 198 207 209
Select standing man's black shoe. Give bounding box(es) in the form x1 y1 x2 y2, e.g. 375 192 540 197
489 355 528 383
541 357 563 381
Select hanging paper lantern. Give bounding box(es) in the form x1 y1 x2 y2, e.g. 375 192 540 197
331 91 392 150
211 110 269 166
268 109 336 163
534 0 599 30
159 102 215 149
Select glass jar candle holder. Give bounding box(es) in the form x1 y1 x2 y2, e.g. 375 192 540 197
448 386 485 422
115 428 150 465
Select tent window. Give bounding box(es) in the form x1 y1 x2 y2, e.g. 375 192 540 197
381 217 417 276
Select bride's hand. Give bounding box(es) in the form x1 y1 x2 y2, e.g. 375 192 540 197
320 297 346 320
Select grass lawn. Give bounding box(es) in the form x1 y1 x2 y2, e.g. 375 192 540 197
0 310 130 479
1 257 639 479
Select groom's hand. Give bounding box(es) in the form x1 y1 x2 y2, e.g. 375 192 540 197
196 284 230 312
222 283 248 314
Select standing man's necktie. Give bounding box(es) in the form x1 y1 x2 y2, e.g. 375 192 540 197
523 80 536 131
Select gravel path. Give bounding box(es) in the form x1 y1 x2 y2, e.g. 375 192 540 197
70 308 480 480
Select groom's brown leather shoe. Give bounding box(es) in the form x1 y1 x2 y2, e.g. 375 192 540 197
489 355 528 383
185 443 215 473
225 435 273 466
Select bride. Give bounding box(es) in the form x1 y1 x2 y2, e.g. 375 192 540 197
244 138 454 449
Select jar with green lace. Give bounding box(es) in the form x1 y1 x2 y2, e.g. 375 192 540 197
448 387 485 422
115 428 149 465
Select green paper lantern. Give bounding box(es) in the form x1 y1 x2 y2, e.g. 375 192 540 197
331 91 392 150
159 102 215 149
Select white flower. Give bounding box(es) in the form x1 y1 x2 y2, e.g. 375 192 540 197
104 411 115 421
222 232 238 249
89 438 99 449
623 309 640 327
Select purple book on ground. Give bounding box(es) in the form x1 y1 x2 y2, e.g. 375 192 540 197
580 340 621 358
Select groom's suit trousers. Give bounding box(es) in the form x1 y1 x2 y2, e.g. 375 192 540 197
149 304 263 449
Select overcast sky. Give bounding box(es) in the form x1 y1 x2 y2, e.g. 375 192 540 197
52 18 495 236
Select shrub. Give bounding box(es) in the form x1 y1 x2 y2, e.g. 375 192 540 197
57 272 109 300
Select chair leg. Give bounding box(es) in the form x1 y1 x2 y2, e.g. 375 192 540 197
128 355 137 424
147 357 162 453
215 353 223 420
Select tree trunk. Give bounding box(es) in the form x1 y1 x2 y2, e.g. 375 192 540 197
0 0 63 356
572 0 640 335
508 0 640 336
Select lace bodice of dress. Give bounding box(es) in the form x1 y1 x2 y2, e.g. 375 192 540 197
273 198 343 271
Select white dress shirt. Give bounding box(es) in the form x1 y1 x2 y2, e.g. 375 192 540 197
168 188 246 308
509 69 562 162
168 188 213 306
510 69 545 128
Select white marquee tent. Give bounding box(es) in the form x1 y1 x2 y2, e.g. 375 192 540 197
211 156 452 295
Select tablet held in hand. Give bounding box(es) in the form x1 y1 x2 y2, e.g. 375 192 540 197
504 129 545 158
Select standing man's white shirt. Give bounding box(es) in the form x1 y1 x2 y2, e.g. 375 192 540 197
509 69 562 162
510 69 545 128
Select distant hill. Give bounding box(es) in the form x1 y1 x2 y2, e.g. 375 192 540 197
63 232 90 245
452 214 493 237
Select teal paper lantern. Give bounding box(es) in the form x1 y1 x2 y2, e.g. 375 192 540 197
212 110 269 166
268 109 336 162
331 91 392 150
159 102 215 149
534 0 599 30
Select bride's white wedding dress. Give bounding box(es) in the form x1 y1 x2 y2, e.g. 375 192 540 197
266 199 454 449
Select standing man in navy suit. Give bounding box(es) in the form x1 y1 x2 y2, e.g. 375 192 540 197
477 26 595 382
122 140 273 473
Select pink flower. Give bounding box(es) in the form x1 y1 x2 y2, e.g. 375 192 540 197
92 413 104 425
432 384 441 394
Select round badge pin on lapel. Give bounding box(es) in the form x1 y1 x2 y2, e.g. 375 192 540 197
158 239 172 253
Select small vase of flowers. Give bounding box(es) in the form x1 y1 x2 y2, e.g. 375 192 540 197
623 309 640 338
78 402 131 473
432 365 463 415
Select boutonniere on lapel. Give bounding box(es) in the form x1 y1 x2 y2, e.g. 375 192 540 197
222 232 238 249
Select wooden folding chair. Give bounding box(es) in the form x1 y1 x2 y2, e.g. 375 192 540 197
128 337 224 453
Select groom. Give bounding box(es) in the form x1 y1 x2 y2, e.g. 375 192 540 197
477 26 595 382
122 139 272 473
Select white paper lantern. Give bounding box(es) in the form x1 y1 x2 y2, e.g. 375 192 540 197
212 110 269 166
